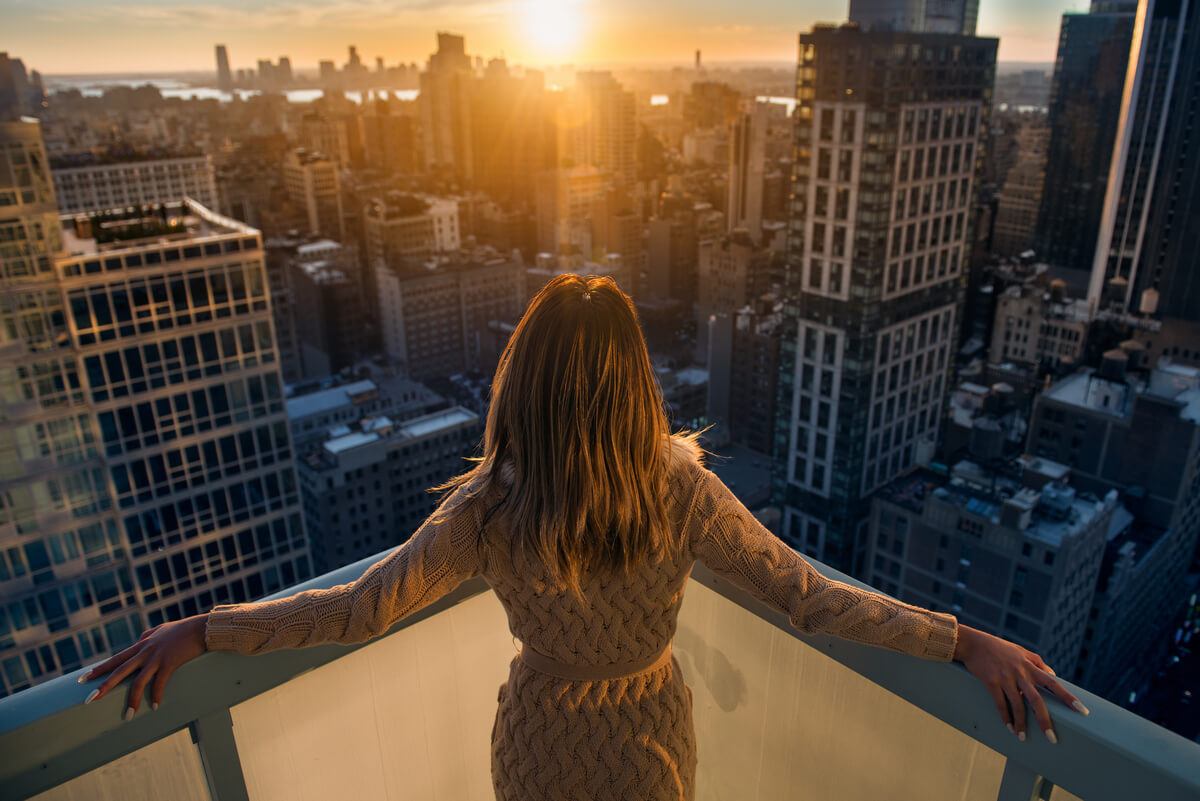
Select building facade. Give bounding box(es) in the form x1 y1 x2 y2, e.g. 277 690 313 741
869 459 1115 681
1027 358 1200 699
989 282 1089 368
726 102 769 240
50 152 218 216
774 23 996 574
376 250 526 379
296 407 480 573
991 125 1048 258
364 193 461 268
1089 0 1200 322
0 117 310 697
283 149 344 242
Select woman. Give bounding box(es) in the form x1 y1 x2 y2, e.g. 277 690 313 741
81 274 1087 799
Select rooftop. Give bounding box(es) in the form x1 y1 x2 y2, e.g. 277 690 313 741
59 199 258 257
307 406 480 467
386 247 521 281
1043 369 1137 418
286 379 379 421
49 147 206 169
3 555 1196 800
1045 361 1200 422
877 459 1114 548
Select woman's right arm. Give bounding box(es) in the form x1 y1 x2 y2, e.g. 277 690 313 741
81 485 484 718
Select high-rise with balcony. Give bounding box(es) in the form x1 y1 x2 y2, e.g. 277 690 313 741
774 22 996 574
0 119 311 697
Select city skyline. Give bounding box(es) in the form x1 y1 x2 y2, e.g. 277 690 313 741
10 0 1086 75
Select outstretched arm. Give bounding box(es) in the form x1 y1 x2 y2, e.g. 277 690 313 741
79 486 484 718
685 466 957 660
685 466 1087 742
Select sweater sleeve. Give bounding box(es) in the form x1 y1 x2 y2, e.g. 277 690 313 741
685 467 959 662
204 488 483 655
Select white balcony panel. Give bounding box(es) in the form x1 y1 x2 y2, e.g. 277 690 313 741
28 728 210 801
677 579 1008 800
228 589 513 801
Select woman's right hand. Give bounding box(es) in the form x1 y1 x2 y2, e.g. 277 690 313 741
79 613 210 720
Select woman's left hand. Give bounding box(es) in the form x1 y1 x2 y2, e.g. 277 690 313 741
953 623 1089 744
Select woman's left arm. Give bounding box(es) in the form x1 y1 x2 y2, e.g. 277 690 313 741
80 488 483 715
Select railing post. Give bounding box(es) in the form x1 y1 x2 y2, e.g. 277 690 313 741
191 709 250 801
997 760 1055 801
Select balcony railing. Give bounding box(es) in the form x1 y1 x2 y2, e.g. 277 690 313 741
1 552 1198 800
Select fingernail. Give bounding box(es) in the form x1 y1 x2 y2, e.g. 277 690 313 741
152 702 159 711
84 689 99 705
1017 730 1026 742
1045 728 1058 745
1046 666 1056 676
1072 700 1090 716
1006 723 1015 736
124 707 135 722
77 672 89 684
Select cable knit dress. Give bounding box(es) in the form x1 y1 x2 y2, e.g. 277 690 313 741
204 436 959 800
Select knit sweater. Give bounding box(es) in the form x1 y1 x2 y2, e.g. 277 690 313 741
206 436 958 799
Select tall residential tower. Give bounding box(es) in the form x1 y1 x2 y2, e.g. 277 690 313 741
774 23 996 574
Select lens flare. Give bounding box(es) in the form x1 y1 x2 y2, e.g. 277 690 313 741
523 0 583 60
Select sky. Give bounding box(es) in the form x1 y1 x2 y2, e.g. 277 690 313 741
4 0 1091 75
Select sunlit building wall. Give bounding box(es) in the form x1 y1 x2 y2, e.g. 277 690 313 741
0 118 310 697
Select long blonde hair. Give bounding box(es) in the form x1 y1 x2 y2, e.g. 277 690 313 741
438 273 689 588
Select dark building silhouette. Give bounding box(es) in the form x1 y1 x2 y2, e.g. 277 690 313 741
1034 3 1135 273
1090 0 1200 323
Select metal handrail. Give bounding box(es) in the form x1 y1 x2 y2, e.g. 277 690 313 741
1 551 1197 801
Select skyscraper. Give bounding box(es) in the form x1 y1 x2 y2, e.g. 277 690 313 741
283 149 344 241
1089 0 1200 323
991 124 1049 258
727 102 769 240
1034 3 1135 273
567 72 638 189
774 23 996 574
215 44 232 93
0 119 310 696
419 33 474 181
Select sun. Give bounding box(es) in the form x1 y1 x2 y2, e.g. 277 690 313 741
523 0 584 61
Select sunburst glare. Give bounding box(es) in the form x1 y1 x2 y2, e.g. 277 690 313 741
522 0 585 61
